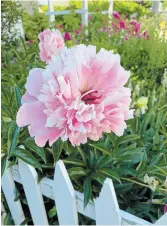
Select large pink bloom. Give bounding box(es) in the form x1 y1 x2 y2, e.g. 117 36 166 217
17 45 133 147
38 29 65 63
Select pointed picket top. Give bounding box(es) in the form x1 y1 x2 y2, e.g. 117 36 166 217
18 160 48 225
154 213 167 225
95 178 121 225
2 162 25 225
53 160 78 225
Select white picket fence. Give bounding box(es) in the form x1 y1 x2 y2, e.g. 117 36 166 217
45 0 166 26
2 160 167 225
46 0 114 25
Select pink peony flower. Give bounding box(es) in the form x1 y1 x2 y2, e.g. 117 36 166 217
17 45 133 147
38 29 65 63
113 11 120 20
142 30 149 40
130 20 141 34
134 22 140 33
164 205 167 213
119 21 126 29
64 32 72 41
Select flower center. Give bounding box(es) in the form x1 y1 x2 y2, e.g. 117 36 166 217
81 89 102 105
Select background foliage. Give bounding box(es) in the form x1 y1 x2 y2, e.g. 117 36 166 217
1 0 23 43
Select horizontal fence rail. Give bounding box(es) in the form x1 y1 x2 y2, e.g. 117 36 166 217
46 9 109 16
3 160 167 225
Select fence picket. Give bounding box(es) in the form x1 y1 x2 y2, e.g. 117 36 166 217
95 178 121 225
53 160 78 225
82 0 88 26
154 213 167 225
2 164 25 225
18 160 48 225
48 0 54 24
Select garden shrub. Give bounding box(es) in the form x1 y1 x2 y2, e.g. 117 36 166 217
22 9 49 41
40 0 150 18
1 0 23 43
114 0 151 18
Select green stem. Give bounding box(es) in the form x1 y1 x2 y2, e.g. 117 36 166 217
121 177 166 192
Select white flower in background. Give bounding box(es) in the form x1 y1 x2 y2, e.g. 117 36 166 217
136 96 148 108
163 177 167 190
144 174 159 191
162 68 167 88
134 96 148 117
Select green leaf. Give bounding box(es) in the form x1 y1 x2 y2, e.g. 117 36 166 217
89 144 112 156
13 148 42 171
41 163 54 169
63 142 77 154
21 198 28 205
152 165 167 176
136 150 147 172
1 154 7 177
116 168 136 177
14 188 20 202
117 134 140 145
114 183 133 194
17 78 26 89
52 138 64 165
15 86 21 109
118 150 144 164
48 206 57 218
68 167 87 177
116 144 139 155
63 157 85 166
10 44 22 60
3 213 14 225
20 218 31 225
106 133 116 145
83 177 92 208
24 139 46 163
91 173 105 185
149 153 163 167
77 146 87 165
8 121 20 157
96 155 114 169
98 168 120 183
7 160 17 169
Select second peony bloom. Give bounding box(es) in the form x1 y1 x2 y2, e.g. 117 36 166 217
38 29 65 63
17 43 133 147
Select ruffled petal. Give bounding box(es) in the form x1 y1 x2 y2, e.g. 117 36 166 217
25 68 44 97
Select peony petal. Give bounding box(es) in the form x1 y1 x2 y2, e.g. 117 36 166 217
46 106 67 128
21 92 37 104
76 103 95 122
16 102 45 128
25 68 44 97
